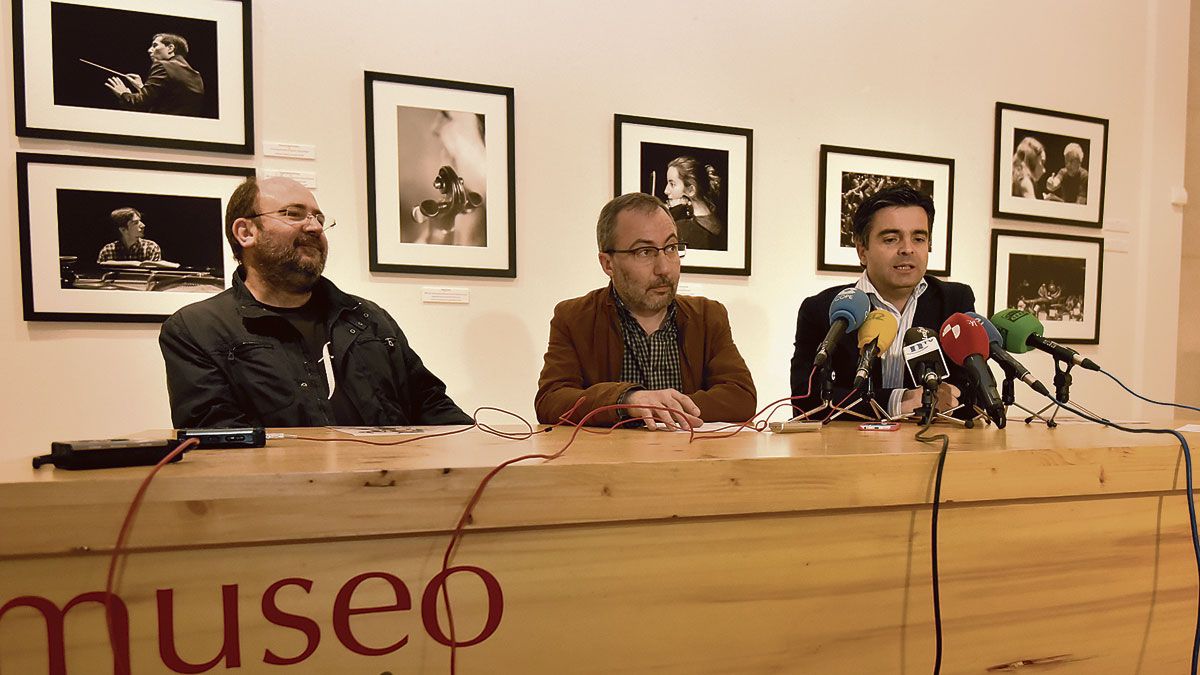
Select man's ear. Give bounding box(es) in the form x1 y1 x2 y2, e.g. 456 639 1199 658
855 239 867 266
232 218 257 251
598 251 614 279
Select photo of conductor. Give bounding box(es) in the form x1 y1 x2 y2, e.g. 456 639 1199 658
1006 253 1087 322
49 3 217 118
56 188 225 293
637 142 729 251
838 173 933 248
1010 129 1091 204
395 106 488 247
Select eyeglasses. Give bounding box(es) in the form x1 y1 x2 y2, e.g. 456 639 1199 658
250 206 336 231
604 242 687 261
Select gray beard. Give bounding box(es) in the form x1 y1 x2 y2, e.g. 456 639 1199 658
251 239 326 294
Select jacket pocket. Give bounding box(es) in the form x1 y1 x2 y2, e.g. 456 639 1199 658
343 336 407 422
225 341 295 415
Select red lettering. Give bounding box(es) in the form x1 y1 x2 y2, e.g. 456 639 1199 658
261 577 320 666
157 585 241 673
0 592 130 675
421 566 504 647
331 572 410 656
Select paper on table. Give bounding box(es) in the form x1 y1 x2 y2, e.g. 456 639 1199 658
327 426 425 437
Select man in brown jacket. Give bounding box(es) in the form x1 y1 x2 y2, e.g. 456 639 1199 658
535 193 756 429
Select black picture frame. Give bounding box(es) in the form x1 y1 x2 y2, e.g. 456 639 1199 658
993 102 1108 227
988 229 1103 344
12 0 254 154
817 144 955 276
365 71 516 278
17 153 254 323
614 114 753 276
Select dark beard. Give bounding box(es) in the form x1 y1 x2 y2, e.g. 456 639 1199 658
252 235 326 293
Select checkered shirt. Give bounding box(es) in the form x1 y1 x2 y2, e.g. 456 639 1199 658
97 238 162 263
612 286 682 392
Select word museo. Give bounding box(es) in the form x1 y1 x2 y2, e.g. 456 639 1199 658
0 566 503 673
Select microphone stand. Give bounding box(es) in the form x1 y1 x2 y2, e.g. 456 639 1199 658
831 364 889 423
994 366 1054 427
790 362 835 421
1024 356 1100 427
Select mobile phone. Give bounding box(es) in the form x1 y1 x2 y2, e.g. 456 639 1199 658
33 438 185 470
858 422 900 432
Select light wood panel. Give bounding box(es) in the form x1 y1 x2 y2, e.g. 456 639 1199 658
0 423 1197 673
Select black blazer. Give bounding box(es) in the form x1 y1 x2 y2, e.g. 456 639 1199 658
789 276 976 417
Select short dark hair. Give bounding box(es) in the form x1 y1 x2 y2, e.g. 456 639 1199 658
596 193 672 251
225 177 260 262
110 207 142 232
851 184 935 245
154 33 189 58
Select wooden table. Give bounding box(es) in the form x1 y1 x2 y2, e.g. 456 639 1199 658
0 421 1197 674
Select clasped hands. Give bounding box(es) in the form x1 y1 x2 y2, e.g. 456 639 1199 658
621 388 703 431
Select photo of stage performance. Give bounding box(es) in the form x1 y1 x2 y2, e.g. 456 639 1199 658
838 172 934 248
55 188 225 293
1006 253 1086 322
49 3 218 118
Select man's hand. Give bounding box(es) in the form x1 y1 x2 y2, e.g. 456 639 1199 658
899 383 960 415
105 76 131 95
124 73 144 89
624 389 703 431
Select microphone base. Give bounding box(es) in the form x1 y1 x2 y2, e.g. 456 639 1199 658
789 397 889 424
1022 398 1101 428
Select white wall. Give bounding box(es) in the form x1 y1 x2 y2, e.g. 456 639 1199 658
0 0 1190 460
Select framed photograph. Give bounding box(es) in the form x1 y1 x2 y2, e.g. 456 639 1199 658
993 102 1108 227
615 114 753 276
365 71 515 278
988 229 1103 344
817 145 954 277
17 153 253 322
12 0 253 153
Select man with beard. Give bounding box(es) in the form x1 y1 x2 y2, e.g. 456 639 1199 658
535 192 756 429
104 33 205 117
159 177 472 428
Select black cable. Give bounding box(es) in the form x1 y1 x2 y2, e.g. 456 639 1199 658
1050 399 1200 673
913 393 948 675
1099 368 1200 414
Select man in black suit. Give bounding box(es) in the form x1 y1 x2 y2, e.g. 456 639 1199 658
790 185 975 418
104 33 204 117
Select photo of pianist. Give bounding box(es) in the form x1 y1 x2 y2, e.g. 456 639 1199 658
97 207 162 263
104 33 204 117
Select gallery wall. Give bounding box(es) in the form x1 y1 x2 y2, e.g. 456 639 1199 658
0 0 1190 459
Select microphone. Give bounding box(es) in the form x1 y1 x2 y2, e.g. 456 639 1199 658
989 309 1100 371
902 326 949 390
965 312 1052 397
814 288 871 369
940 313 1006 427
852 310 899 389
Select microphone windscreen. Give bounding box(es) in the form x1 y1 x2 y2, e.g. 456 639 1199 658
857 310 899 351
939 313 991 366
965 311 1004 347
829 288 871 331
903 326 937 346
989 309 1044 354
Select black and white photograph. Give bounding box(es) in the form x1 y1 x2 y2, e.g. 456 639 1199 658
988 229 1103 344
616 115 752 276
637 141 731 252
18 153 253 322
993 102 1108 227
818 145 954 276
366 72 515 277
13 0 252 153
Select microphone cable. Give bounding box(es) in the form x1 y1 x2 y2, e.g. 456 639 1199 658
912 392 948 675
1098 368 1200 414
1048 398 1200 674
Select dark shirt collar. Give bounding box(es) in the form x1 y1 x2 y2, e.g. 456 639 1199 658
232 265 357 319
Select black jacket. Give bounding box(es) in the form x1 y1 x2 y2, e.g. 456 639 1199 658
789 276 976 417
117 55 205 117
159 268 472 428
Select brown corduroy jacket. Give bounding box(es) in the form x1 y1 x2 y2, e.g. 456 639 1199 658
535 287 757 426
